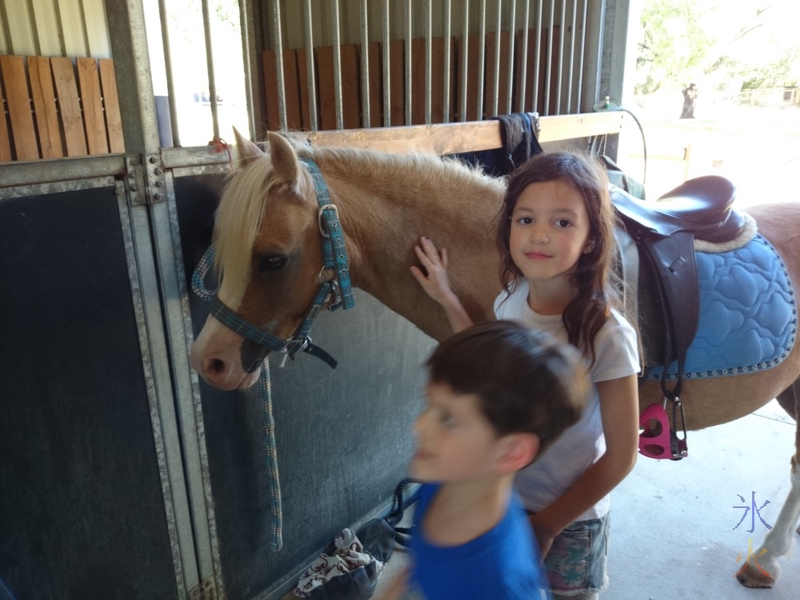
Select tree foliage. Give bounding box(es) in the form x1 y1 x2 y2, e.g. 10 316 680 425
635 0 800 96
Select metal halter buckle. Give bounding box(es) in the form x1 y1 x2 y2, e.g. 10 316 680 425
318 204 339 238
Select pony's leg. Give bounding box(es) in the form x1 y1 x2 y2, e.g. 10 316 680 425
776 379 800 536
737 458 800 588
776 378 799 421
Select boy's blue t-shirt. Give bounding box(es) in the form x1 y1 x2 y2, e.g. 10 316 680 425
407 483 549 600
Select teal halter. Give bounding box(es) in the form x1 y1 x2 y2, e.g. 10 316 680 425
192 156 355 369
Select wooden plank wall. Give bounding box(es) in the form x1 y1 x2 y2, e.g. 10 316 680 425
0 55 124 162
263 28 561 132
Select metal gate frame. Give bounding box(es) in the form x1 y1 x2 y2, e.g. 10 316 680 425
0 151 217 598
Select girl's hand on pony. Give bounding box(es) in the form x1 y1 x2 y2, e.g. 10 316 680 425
410 236 474 333
411 237 456 306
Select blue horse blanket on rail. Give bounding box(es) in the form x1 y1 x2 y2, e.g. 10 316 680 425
644 234 797 381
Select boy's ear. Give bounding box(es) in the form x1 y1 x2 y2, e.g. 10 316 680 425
496 433 540 473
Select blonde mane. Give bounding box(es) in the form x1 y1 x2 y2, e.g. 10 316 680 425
296 143 505 203
213 156 275 306
213 140 505 306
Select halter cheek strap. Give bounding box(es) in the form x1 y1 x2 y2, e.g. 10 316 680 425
304 156 355 312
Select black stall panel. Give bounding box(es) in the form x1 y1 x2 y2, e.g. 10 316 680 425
175 175 431 599
0 189 178 600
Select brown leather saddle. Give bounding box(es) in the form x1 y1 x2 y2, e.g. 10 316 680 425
611 175 747 399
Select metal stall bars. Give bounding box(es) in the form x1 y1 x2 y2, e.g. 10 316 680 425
258 0 604 135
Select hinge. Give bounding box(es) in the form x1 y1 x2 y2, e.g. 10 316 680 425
124 153 167 205
188 576 218 600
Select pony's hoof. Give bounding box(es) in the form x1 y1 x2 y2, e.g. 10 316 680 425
736 563 775 588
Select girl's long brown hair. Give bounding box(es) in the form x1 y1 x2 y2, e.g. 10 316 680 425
495 152 619 363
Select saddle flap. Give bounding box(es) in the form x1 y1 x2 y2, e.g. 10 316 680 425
633 231 700 388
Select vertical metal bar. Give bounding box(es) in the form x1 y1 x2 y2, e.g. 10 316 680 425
491 0 501 117
533 0 542 112
404 0 412 125
157 0 180 146
201 0 220 137
459 0 469 122
567 0 577 113
544 0 554 114
425 0 432 123
577 0 588 111
360 0 370 127
104 0 160 155
556 0 567 114
505 0 516 114
477 0 486 119
382 0 391 126
27 0 42 56
443 0 452 123
331 0 344 129
269 0 288 130
518 0 530 112
79 0 92 57
238 0 260 140
117 181 191 599
159 173 226 597
303 0 319 131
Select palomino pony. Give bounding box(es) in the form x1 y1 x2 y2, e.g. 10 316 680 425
189 130 800 588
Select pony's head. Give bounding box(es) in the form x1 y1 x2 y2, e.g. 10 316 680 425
190 130 328 390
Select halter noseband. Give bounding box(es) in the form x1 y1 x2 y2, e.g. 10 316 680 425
192 157 355 368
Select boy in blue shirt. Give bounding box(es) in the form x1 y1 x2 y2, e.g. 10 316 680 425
380 320 588 600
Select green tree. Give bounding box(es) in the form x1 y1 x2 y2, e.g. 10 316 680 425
635 0 799 96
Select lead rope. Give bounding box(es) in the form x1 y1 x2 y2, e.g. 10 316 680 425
192 247 284 551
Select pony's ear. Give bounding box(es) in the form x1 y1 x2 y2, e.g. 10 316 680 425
233 127 264 168
267 132 301 190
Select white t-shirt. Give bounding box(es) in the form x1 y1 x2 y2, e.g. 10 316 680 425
494 279 640 521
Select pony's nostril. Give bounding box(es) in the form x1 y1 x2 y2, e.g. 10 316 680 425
207 358 226 375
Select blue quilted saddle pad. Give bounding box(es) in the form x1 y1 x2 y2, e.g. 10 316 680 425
644 234 797 381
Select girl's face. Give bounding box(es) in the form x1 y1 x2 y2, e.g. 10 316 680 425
410 381 505 483
508 179 593 286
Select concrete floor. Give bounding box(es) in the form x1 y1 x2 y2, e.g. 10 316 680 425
366 400 800 600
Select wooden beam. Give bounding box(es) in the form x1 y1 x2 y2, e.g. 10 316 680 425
28 56 64 159
77 57 110 155
303 111 624 154
0 55 40 161
99 59 125 153
51 57 88 157
536 112 625 143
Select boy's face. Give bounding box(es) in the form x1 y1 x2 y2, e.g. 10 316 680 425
410 380 506 483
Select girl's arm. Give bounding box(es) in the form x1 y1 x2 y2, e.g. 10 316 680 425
376 567 408 600
410 236 474 333
528 374 639 557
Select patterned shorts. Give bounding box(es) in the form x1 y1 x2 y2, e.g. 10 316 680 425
544 513 610 595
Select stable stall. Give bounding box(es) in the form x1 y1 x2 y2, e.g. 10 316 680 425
0 2 634 598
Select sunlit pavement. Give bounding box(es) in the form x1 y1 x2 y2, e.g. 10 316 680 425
607 399 800 600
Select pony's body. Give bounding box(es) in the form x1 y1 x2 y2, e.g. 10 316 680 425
189 132 800 588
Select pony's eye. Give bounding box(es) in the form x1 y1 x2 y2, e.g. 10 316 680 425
257 254 287 273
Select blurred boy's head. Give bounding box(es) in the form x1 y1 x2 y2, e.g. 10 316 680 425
411 320 588 483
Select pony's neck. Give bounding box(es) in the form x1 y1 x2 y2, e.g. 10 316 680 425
309 148 504 341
